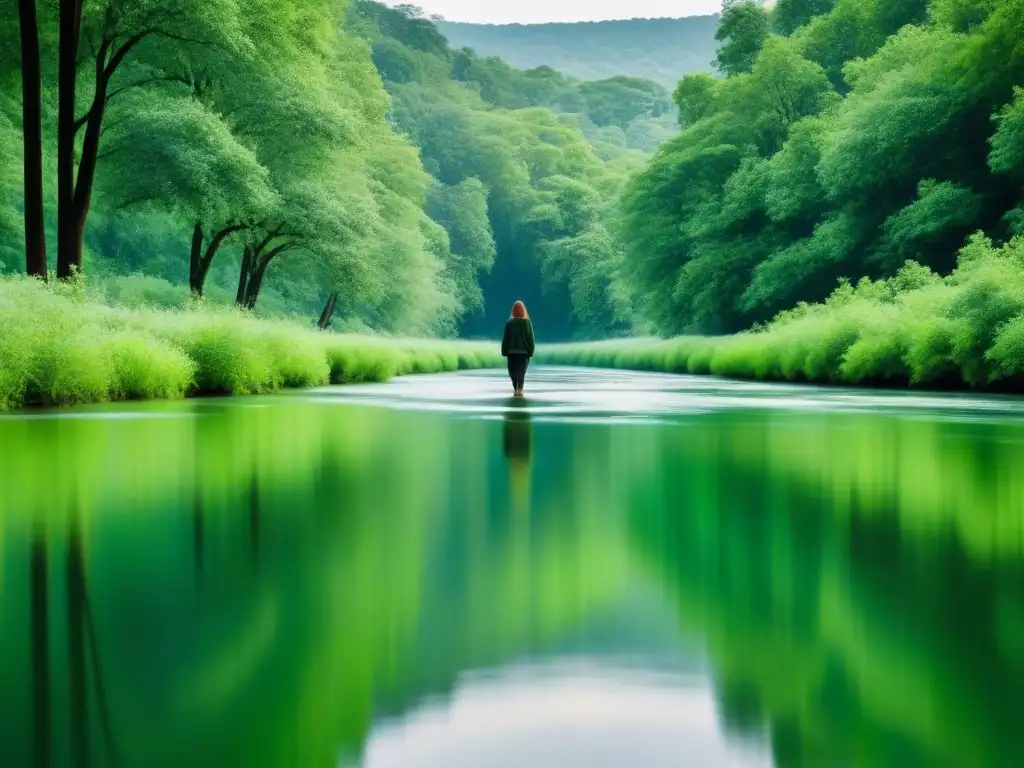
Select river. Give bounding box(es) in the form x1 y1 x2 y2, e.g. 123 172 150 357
1 367 1023 767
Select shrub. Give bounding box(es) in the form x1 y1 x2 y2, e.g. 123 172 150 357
0 276 504 410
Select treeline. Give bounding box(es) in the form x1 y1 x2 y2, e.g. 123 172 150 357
348 1 677 338
620 0 1024 336
1 1 683 340
438 16 721 88
0 0 515 335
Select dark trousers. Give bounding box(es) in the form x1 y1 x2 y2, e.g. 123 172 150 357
507 354 529 391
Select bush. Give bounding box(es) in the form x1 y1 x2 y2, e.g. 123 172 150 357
537 235 1024 391
0 276 504 410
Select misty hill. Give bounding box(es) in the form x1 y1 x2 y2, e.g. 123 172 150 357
437 16 720 89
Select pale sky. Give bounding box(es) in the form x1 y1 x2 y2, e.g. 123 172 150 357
383 1 724 25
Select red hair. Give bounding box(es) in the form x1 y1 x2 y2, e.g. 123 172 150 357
511 301 528 319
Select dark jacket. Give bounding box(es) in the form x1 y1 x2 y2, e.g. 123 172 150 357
502 317 535 358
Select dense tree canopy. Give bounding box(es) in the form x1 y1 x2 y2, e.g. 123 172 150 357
0 0 481 334
1 0 686 339
619 0 1024 336
6 0 1024 345
346 0 667 338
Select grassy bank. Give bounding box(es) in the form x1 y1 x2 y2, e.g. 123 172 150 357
538 235 1024 392
0 276 502 410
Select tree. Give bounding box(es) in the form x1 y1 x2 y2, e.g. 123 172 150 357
95 92 276 295
576 76 672 130
674 73 716 126
930 0 1000 32
772 0 837 35
714 0 771 76
52 0 253 279
426 178 496 316
17 0 47 278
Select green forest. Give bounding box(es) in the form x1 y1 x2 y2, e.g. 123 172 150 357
437 15 721 87
5 0 1024 404
1 0 677 343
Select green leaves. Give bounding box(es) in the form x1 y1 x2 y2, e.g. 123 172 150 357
990 87 1024 176
620 0 1024 339
715 1 772 76
98 92 275 226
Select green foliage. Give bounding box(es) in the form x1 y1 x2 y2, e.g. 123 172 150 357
0 275 501 409
576 77 673 130
540 236 1024 391
98 92 276 228
0 0 478 335
0 97 21 274
930 0 1000 31
715 1 772 76
773 0 838 34
350 1 654 339
990 87 1024 176
874 180 983 271
621 0 1024 338
619 32 837 333
426 179 497 316
673 74 717 126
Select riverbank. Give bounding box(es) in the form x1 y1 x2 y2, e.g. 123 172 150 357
539 236 1024 392
0 277 502 410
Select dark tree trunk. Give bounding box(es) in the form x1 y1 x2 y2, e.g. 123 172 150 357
57 0 83 280
67 519 89 764
57 25 153 279
317 292 339 330
30 529 50 768
236 247 253 306
67 42 111 278
193 223 246 296
243 257 270 309
18 0 47 279
188 222 204 293
243 245 289 309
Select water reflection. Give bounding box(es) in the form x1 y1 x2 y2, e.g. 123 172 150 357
30 525 50 768
2 369 1024 767
502 410 532 511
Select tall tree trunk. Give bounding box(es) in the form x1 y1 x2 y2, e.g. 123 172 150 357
188 222 204 293
317 292 339 330
57 0 83 280
235 247 253 306
30 528 50 768
68 43 111 278
18 0 47 279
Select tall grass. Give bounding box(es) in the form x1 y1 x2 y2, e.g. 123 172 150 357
538 235 1024 391
0 276 502 410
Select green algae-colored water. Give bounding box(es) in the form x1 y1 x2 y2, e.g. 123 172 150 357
2 367 1024 767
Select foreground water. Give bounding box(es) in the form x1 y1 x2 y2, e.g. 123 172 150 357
2 367 1024 767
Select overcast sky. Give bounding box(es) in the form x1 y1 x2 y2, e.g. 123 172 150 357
383 1 724 25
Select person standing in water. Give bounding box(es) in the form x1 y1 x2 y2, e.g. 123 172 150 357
501 301 535 397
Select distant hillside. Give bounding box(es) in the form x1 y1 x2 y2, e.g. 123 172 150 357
437 16 720 89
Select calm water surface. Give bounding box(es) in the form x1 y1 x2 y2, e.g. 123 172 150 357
2 367 1024 767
